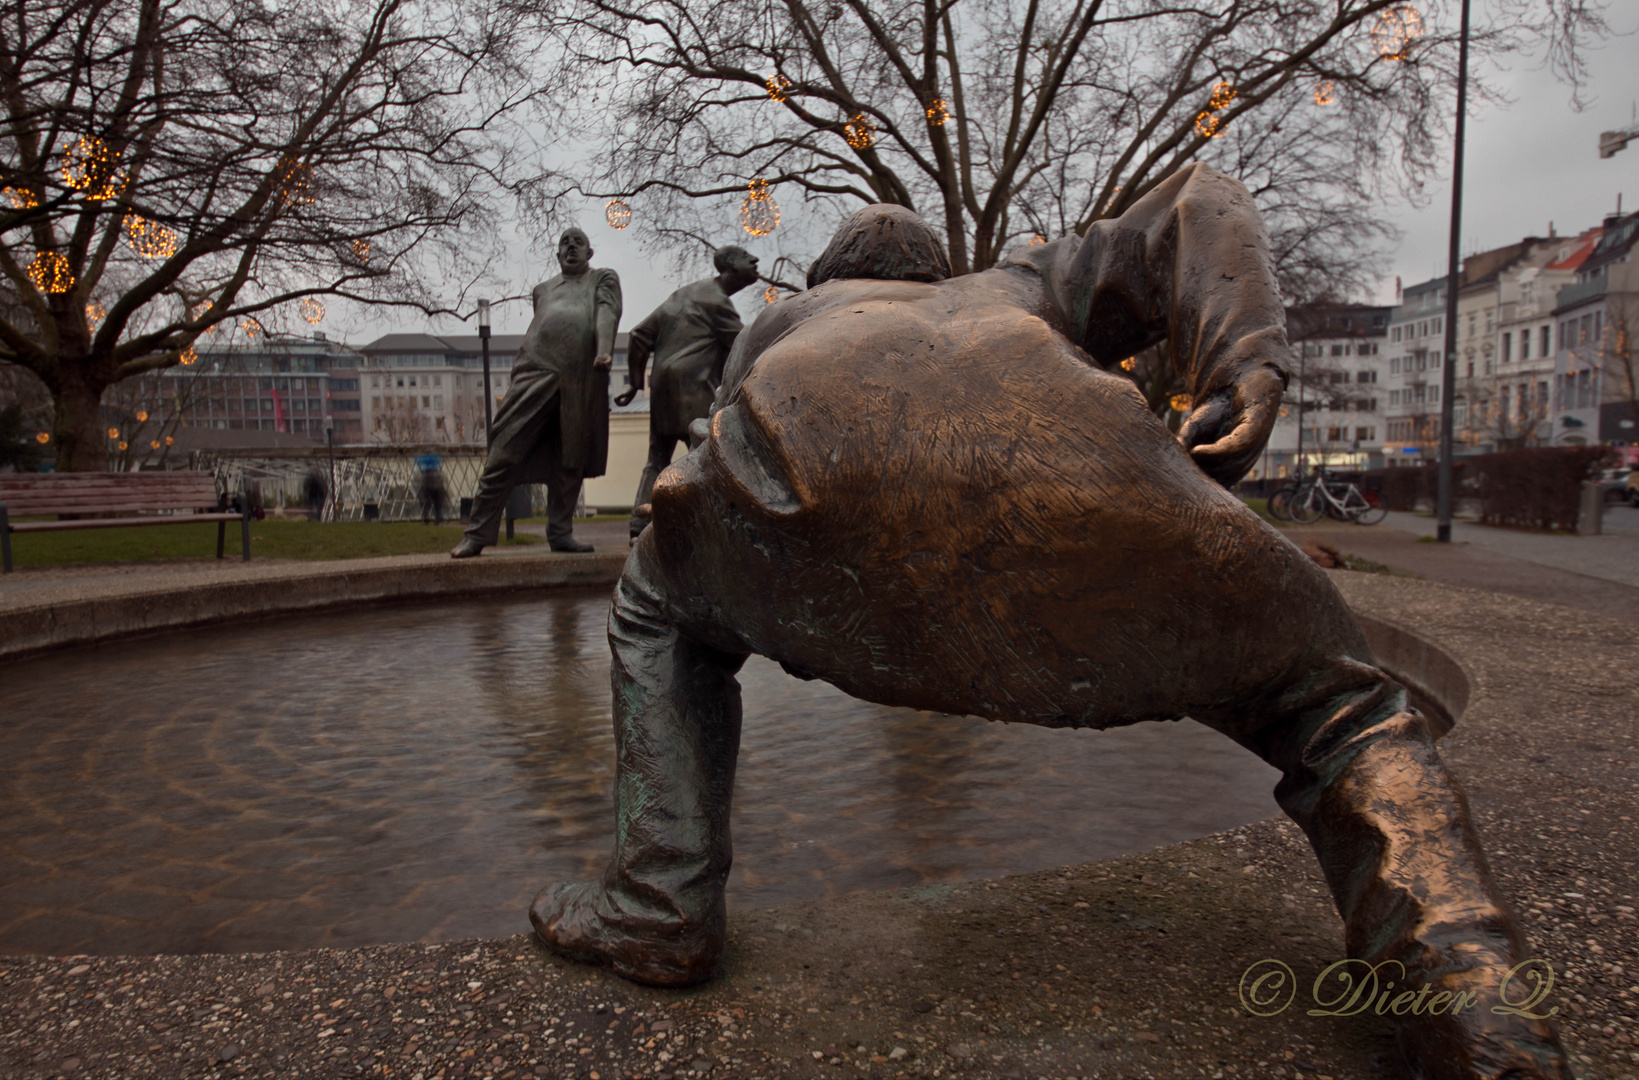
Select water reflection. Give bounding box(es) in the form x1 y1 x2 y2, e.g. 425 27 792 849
0 590 1281 956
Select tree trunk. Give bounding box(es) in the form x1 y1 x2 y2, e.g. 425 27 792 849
54 371 112 472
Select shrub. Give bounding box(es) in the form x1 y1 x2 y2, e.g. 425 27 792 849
1468 446 1616 531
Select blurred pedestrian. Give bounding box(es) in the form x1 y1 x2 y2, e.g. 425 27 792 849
303 467 327 521
416 452 446 524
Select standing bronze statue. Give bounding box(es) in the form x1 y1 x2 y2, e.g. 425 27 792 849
451 228 621 558
530 165 1568 1080
615 245 761 540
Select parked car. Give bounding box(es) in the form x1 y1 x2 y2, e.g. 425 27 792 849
1598 466 1639 505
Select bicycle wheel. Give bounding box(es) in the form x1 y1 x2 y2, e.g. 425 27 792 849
1289 485 1324 524
1352 493 1387 525
1268 486 1295 521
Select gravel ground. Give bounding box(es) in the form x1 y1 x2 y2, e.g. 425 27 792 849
1 572 1635 1080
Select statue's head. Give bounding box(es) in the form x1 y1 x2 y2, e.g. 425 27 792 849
807 204 951 289
713 245 760 294
557 228 592 275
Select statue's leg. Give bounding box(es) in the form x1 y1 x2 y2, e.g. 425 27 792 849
1228 660 1569 1080
543 445 584 547
627 431 680 539
464 380 555 547
530 533 747 985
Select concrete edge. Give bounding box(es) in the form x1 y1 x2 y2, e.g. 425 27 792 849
1356 611 1473 736
0 551 629 662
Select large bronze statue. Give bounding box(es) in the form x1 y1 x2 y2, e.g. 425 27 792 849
530 165 1568 1080
615 245 761 540
451 228 620 557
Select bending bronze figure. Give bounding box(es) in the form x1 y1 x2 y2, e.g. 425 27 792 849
616 245 761 540
531 165 1568 1080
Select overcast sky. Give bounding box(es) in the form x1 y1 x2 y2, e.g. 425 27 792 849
1373 18 1638 299
329 7 1639 344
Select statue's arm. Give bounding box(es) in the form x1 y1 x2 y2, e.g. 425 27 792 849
593 269 622 373
1061 162 1290 486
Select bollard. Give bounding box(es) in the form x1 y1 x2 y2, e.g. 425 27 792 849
1578 479 1603 536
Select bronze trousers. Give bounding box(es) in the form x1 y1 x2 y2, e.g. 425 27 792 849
537 363 1568 1079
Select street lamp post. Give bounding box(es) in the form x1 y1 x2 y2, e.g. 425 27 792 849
478 299 493 450
1436 0 1473 543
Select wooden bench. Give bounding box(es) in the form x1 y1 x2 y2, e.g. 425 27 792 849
0 472 251 573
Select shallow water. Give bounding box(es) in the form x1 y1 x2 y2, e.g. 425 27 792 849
0 589 1282 955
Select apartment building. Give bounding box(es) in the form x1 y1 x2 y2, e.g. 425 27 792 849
1486 229 1601 448
1383 277 1448 460
1258 302 1391 478
1551 209 1639 444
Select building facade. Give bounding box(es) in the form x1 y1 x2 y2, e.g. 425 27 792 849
1382 276 1448 462
1257 302 1391 478
122 331 366 443
1550 210 1639 446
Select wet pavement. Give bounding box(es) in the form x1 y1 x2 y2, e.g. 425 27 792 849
0 590 1283 958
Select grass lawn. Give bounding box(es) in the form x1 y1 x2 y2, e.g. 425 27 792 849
5 519 539 568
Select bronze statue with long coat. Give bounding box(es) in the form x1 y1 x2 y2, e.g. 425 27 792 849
452 228 620 556
530 166 1569 1080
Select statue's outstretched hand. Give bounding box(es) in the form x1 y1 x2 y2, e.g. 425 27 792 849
1176 363 1286 488
594 353 614 372
613 387 637 407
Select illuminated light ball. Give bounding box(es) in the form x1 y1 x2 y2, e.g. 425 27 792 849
60 135 124 201
27 251 74 293
1208 81 1237 111
1280 406 1291 418
117 440 128 451
136 410 149 422
925 99 949 126
299 297 325 324
86 300 105 326
165 436 174 446
763 285 779 304
766 74 792 103
1194 111 1226 139
352 238 371 264
1371 5 1424 62
150 440 161 450
242 320 261 339
1119 357 1137 371
1028 235 1046 246
36 432 50 444
1170 393 1193 412
3 186 38 209
843 114 875 150
180 345 198 366
605 199 633 230
1313 81 1336 106
740 178 780 237
124 215 180 260
277 158 315 207
107 427 120 439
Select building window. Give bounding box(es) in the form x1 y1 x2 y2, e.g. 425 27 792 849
1541 325 1551 356
421 395 431 408
1392 327 1402 343
1501 332 1511 363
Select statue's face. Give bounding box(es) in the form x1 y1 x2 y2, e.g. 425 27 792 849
558 231 592 275
723 248 760 291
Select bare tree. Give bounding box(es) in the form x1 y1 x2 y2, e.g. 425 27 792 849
1 0 556 470
526 0 1604 297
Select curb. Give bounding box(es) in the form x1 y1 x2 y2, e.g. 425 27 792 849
0 550 629 662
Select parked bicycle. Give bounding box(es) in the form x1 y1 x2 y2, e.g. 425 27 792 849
1288 467 1386 525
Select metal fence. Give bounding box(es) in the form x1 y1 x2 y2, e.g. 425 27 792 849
192 446 560 523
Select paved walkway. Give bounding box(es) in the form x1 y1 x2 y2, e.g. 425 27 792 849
1284 504 1639 627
